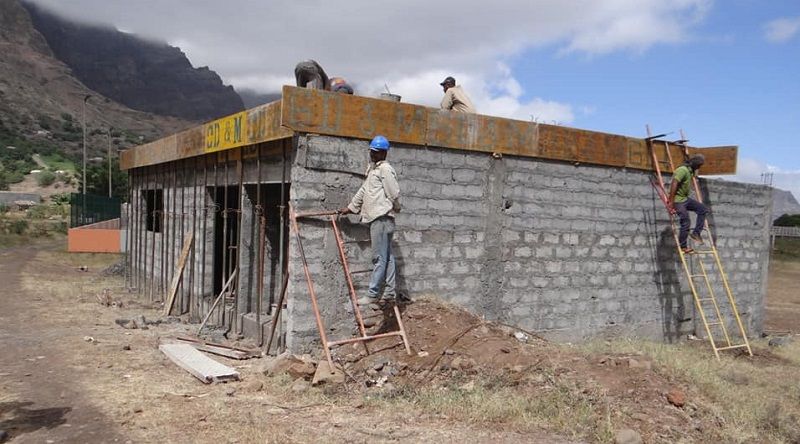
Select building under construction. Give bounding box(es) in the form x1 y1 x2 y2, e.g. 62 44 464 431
121 86 772 353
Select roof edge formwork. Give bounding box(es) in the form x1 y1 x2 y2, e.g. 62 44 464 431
120 85 737 175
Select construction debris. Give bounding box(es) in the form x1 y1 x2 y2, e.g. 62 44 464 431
175 336 260 360
159 343 240 384
258 352 316 379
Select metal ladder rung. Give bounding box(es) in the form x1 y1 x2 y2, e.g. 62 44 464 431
350 269 371 274
706 321 722 326
716 344 749 351
697 297 715 302
689 250 715 255
689 274 706 279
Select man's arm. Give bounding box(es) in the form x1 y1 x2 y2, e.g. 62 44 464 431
341 181 366 215
440 90 453 110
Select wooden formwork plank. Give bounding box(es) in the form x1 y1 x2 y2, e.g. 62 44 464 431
159 343 240 383
121 85 738 175
163 232 194 316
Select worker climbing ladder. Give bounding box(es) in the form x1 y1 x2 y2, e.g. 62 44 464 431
290 207 412 369
646 127 752 360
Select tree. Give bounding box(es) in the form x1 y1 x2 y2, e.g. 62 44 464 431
76 157 129 201
774 214 800 227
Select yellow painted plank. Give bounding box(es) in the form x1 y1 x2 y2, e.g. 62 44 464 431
120 101 291 170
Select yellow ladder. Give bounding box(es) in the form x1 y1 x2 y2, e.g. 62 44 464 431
646 127 753 360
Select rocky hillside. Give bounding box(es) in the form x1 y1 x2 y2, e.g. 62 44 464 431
0 0 190 159
22 1 244 122
773 188 800 220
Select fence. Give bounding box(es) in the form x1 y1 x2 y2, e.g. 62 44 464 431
770 225 800 250
69 193 121 228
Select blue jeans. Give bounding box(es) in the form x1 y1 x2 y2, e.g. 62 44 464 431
368 216 396 299
674 197 708 248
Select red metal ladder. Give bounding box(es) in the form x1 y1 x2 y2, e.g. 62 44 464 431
290 207 412 369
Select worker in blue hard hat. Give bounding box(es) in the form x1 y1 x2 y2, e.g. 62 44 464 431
339 135 401 306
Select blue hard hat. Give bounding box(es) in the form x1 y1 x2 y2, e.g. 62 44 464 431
369 135 390 151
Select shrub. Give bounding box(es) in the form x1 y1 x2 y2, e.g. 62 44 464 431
774 214 800 227
36 170 56 187
9 219 28 235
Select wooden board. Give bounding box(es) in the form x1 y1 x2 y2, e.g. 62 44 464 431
163 232 193 316
121 85 738 175
120 100 292 170
159 343 240 384
279 86 737 175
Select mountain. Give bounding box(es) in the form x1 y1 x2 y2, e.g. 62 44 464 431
772 188 800 220
0 0 190 159
22 1 244 122
238 89 282 109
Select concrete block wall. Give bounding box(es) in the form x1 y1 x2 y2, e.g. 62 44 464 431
129 144 289 329
285 134 772 352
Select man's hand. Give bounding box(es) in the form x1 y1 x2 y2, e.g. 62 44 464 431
666 201 676 215
337 207 352 215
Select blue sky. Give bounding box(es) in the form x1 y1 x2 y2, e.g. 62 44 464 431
510 0 799 194
29 0 800 198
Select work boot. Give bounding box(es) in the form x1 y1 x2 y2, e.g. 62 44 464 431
689 232 704 244
357 295 380 309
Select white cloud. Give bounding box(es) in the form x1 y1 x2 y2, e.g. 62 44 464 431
764 16 800 43
25 0 712 122
715 157 800 202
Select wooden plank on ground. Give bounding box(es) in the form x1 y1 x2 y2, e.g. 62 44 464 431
175 336 260 360
163 232 194 316
159 343 240 383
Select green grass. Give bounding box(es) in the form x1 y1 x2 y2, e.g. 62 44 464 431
772 237 800 262
577 339 800 443
40 153 77 174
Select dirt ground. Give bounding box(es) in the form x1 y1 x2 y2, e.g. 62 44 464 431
1 238 799 443
764 260 800 333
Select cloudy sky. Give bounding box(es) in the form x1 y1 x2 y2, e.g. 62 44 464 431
27 0 800 199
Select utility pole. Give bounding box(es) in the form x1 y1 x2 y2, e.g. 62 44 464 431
108 127 113 198
82 95 91 195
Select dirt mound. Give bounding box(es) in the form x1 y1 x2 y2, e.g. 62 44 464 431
333 298 545 383
324 298 712 442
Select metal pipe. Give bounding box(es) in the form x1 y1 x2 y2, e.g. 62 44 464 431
289 206 334 368
330 215 369 354
142 167 149 299
295 210 339 218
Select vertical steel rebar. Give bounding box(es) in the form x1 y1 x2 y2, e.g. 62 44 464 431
170 161 178 303
200 158 209 320
135 168 143 293
222 152 229 328
256 144 264 344
189 157 198 321
149 166 157 302
125 167 132 288
235 152 244 335
160 164 166 296
180 160 186 313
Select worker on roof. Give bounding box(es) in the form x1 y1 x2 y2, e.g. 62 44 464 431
295 59 330 90
667 154 708 254
294 61 354 94
330 77 354 94
439 76 476 113
338 136 401 306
